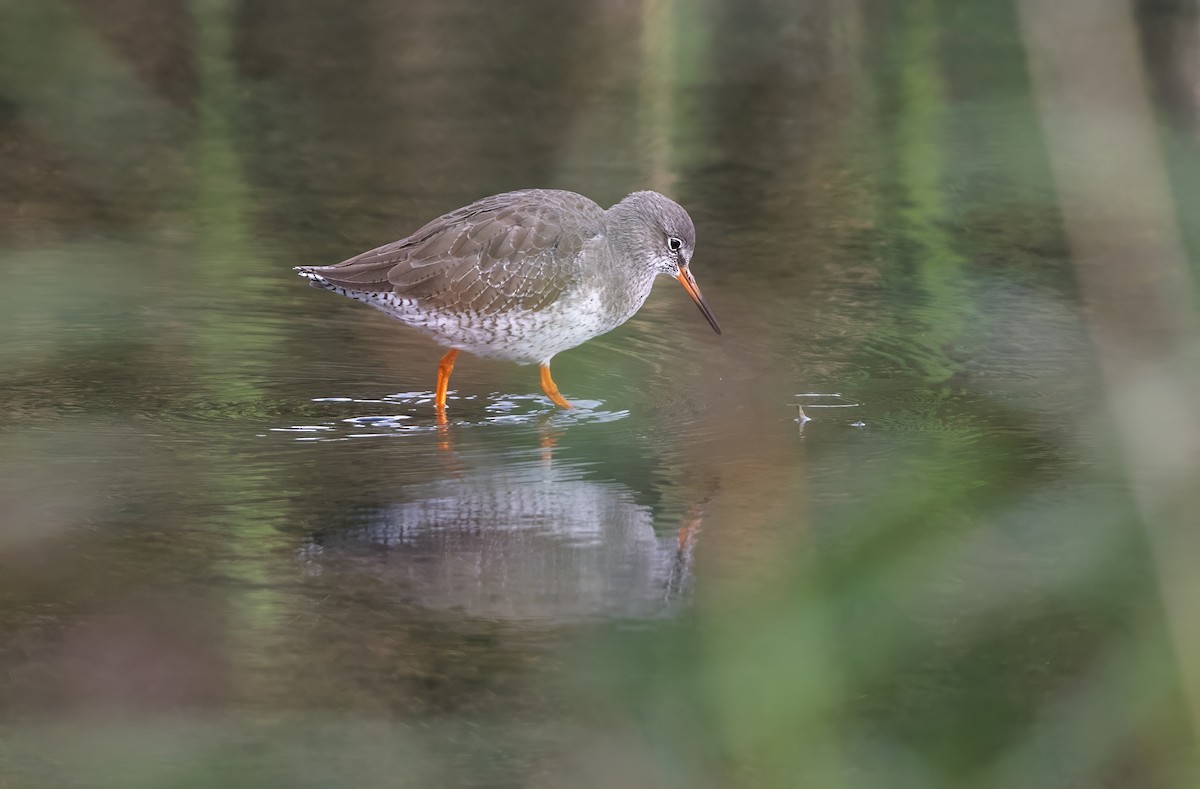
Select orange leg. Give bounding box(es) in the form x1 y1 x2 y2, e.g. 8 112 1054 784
435 349 459 422
539 363 573 409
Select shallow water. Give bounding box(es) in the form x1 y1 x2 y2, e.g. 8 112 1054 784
3 0 1200 786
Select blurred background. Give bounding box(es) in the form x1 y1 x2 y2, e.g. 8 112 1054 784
2 0 1200 786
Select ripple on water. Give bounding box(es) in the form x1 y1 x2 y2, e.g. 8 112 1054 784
793 392 863 427
265 391 630 441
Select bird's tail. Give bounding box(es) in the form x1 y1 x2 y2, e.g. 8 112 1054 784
294 267 334 290
293 263 394 294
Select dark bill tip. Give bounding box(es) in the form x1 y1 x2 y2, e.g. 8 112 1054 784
676 268 722 335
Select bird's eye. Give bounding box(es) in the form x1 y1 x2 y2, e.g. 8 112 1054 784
667 236 683 253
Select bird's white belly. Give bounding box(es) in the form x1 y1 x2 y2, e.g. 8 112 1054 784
327 284 632 365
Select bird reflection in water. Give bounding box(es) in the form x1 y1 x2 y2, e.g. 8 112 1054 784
299 446 703 622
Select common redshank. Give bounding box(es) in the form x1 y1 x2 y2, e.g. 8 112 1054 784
296 189 720 419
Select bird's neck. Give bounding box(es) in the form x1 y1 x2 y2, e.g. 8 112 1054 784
606 196 644 243
597 201 660 319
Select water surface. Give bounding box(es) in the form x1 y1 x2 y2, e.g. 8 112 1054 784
2 1 1199 786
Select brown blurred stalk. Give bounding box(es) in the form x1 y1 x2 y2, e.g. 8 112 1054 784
1018 0 1200 734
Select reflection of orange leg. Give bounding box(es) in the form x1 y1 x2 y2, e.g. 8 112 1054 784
538 423 562 464
677 506 703 551
539 429 561 451
539 363 573 409
435 349 459 423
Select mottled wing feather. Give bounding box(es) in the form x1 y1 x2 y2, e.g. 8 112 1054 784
301 190 604 315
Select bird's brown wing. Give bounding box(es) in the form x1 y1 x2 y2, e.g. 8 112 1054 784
299 190 605 315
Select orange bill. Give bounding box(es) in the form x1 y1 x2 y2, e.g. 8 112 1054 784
676 266 722 335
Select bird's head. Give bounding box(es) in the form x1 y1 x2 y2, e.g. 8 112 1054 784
611 191 721 335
